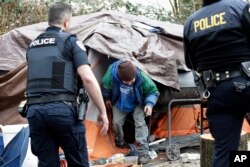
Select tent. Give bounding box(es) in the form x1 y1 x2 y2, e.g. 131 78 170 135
0 11 250 160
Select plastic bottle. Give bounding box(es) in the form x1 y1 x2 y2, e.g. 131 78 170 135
106 153 125 163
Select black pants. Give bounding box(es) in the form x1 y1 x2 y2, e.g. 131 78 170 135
27 102 89 167
206 76 250 167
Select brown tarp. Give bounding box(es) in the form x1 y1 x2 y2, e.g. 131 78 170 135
0 11 187 126
0 11 187 89
0 62 27 125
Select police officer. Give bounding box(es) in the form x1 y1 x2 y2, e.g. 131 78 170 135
26 2 109 167
184 0 250 167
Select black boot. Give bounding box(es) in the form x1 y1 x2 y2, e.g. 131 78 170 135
115 140 129 148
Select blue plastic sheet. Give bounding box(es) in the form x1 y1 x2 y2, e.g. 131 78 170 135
0 127 29 167
0 134 4 155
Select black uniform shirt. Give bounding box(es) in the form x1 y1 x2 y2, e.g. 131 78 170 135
184 0 250 72
46 26 89 69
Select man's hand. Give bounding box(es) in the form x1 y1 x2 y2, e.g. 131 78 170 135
105 100 112 110
144 105 152 117
97 113 109 136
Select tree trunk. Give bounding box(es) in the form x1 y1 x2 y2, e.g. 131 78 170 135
200 131 248 167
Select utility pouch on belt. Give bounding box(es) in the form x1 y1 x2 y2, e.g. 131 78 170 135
193 71 205 95
241 61 250 78
202 70 216 89
77 88 89 121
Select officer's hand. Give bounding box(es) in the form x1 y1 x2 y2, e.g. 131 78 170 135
97 113 109 136
144 105 152 117
105 100 112 110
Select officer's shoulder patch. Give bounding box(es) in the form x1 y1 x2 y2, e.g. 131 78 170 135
76 40 86 51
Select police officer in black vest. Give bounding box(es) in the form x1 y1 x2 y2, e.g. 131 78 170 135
184 0 250 166
26 2 109 167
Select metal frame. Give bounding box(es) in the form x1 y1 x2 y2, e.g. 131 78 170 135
166 98 207 160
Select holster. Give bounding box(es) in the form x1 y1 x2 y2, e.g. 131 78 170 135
202 70 216 89
77 88 89 121
193 71 204 93
192 71 208 102
241 61 250 78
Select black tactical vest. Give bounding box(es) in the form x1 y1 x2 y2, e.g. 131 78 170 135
26 31 78 96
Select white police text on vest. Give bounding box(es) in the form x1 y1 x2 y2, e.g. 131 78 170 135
193 12 227 33
30 38 56 47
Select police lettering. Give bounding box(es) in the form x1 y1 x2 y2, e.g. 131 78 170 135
30 38 56 47
194 12 226 32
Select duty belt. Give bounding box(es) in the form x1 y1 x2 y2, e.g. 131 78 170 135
202 69 242 89
27 94 76 105
213 70 242 82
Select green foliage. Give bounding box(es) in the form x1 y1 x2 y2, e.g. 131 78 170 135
0 0 202 35
178 0 202 24
0 0 49 35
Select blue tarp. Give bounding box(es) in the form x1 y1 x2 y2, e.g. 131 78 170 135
0 134 4 155
0 127 29 167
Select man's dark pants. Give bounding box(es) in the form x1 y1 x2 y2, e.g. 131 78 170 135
27 102 89 167
206 75 250 167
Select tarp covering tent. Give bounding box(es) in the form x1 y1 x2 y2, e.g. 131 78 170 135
0 11 250 160
0 11 187 89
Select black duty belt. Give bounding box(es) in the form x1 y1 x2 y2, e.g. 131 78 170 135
202 69 242 89
213 70 242 82
27 94 76 105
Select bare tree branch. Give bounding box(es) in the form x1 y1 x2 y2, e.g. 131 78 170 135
168 0 176 16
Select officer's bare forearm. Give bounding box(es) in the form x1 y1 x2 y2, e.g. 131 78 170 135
84 79 107 115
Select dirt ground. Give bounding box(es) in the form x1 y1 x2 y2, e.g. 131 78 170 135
91 146 200 167
143 147 200 167
91 136 201 167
